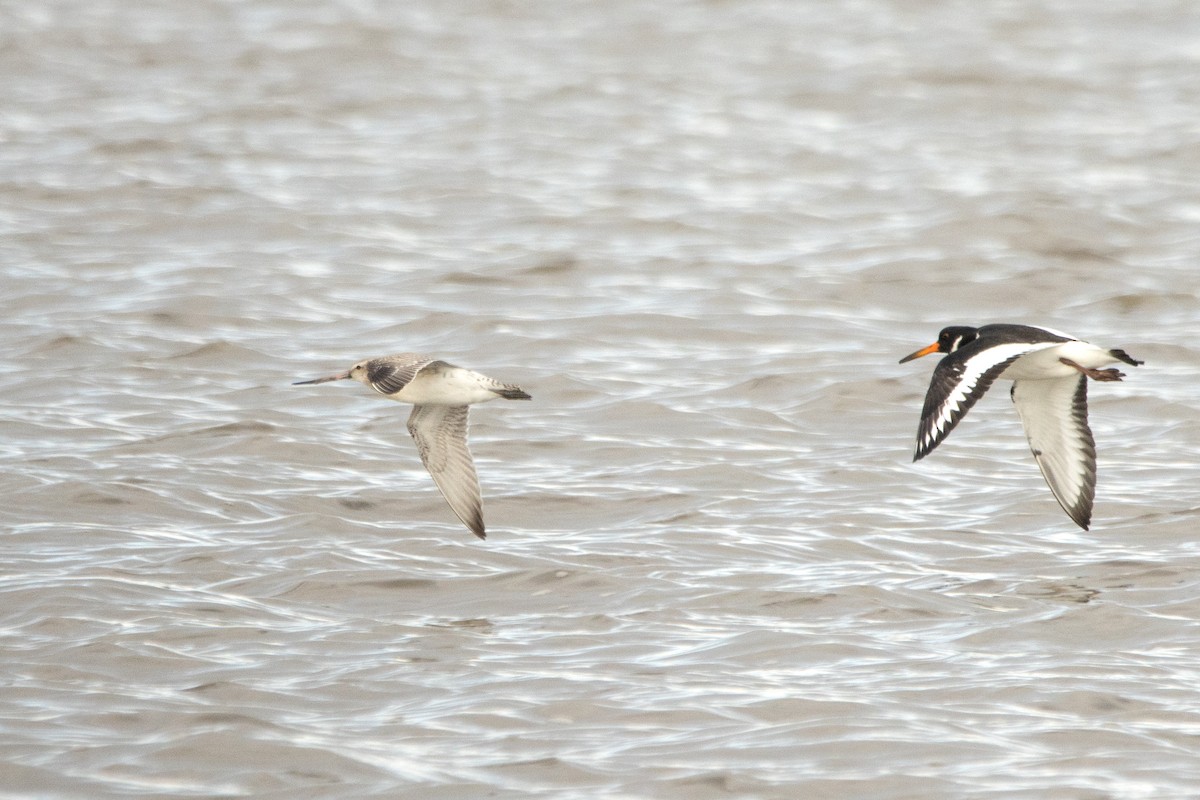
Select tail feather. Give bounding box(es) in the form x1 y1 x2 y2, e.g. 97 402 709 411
1109 348 1143 367
494 386 532 400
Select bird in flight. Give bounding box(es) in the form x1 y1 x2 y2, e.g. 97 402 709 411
295 354 531 539
900 324 1142 529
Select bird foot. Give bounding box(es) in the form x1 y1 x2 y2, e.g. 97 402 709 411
1060 357 1125 381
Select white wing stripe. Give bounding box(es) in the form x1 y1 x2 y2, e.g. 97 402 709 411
916 342 1055 458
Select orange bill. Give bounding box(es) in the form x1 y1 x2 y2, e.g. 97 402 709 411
899 342 940 364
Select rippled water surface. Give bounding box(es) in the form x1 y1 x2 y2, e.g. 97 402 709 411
3 0 1200 797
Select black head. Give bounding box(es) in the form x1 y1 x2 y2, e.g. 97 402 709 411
899 325 979 363
935 326 979 354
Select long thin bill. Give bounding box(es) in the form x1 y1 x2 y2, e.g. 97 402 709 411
292 371 351 385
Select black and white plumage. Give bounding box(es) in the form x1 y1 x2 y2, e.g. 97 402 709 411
899 324 1142 529
294 353 531 539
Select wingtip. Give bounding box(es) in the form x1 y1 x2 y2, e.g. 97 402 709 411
912 442 934 462
1061 498 1093 531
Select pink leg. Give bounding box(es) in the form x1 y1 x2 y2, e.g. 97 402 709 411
1060 357 1125 381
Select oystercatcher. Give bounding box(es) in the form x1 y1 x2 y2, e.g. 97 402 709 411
295 354 531 539
900 324 1142 529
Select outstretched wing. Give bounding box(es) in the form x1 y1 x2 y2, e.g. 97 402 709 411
366 355 438 396
1011 376 1096 530
913 342 1046 460
406 404 485 539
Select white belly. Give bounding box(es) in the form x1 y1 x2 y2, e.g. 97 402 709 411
1002 340 1115 381
387 367 501 405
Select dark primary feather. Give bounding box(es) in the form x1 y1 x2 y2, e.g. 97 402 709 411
1061 377 1098 529
914 346 1024 461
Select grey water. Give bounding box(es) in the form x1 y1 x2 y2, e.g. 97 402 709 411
3 0 1200 797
